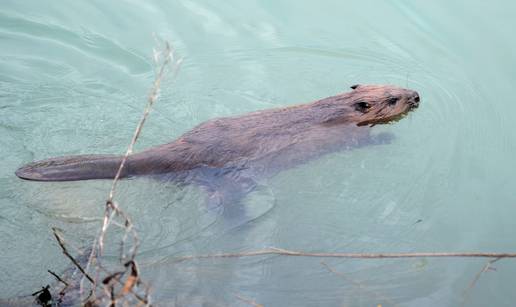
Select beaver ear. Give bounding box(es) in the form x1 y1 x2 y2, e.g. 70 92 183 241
350 84 360 90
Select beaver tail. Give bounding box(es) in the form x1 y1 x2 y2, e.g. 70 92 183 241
15 154 128 181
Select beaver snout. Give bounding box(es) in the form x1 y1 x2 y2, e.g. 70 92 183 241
409 92 420 108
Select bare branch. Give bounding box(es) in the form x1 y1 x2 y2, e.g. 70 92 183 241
52 227 94 284
461 257 502 306
76 40 180 305
107 41 173 204
47 270 69 287
171 247 516 262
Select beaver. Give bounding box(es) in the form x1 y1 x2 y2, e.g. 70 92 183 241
15 84 419 183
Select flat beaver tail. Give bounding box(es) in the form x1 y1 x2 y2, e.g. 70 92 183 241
15 154 126 181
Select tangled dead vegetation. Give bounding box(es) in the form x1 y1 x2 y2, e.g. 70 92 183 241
33 40 181 307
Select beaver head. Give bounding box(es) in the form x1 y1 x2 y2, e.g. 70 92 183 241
317 84 420 127
349 84 419 126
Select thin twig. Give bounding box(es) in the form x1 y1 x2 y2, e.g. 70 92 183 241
98 265 148 305
47 270 69 287
462 257 502 306
171 247 516 262
80 238 97 297
52 227 94 284
107 41 172 203
77 41 180 305
95 41 174 258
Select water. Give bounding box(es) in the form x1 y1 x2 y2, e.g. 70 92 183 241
1 1 516 306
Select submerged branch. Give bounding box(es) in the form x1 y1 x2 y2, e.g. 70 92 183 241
47 270 69 287
52 227 94 284
462 257 502 306
172 247 516 262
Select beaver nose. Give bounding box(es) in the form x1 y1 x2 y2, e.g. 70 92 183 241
410 92 420 108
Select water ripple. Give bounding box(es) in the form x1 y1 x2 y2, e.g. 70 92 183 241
0 12 150 76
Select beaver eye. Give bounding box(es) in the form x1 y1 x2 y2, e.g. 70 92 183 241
354 101 370 112
387 97 398 106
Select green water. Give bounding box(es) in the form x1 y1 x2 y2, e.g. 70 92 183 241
1 1 516 306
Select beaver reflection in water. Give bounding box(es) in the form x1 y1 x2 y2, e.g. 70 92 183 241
16 84 419 209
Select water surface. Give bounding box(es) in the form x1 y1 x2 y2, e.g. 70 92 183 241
1 1 516 306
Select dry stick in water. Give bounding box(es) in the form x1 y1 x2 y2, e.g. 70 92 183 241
172 247 516 262
52 228 94 284
47 270 69 287
90 264 148 305
101 41 173 255
47 269 71 303
78 42 180 304
461 257 502 306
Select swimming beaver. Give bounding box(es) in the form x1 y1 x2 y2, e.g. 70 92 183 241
15 84 419 183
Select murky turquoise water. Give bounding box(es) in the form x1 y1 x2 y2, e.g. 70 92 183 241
2 1 516 306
